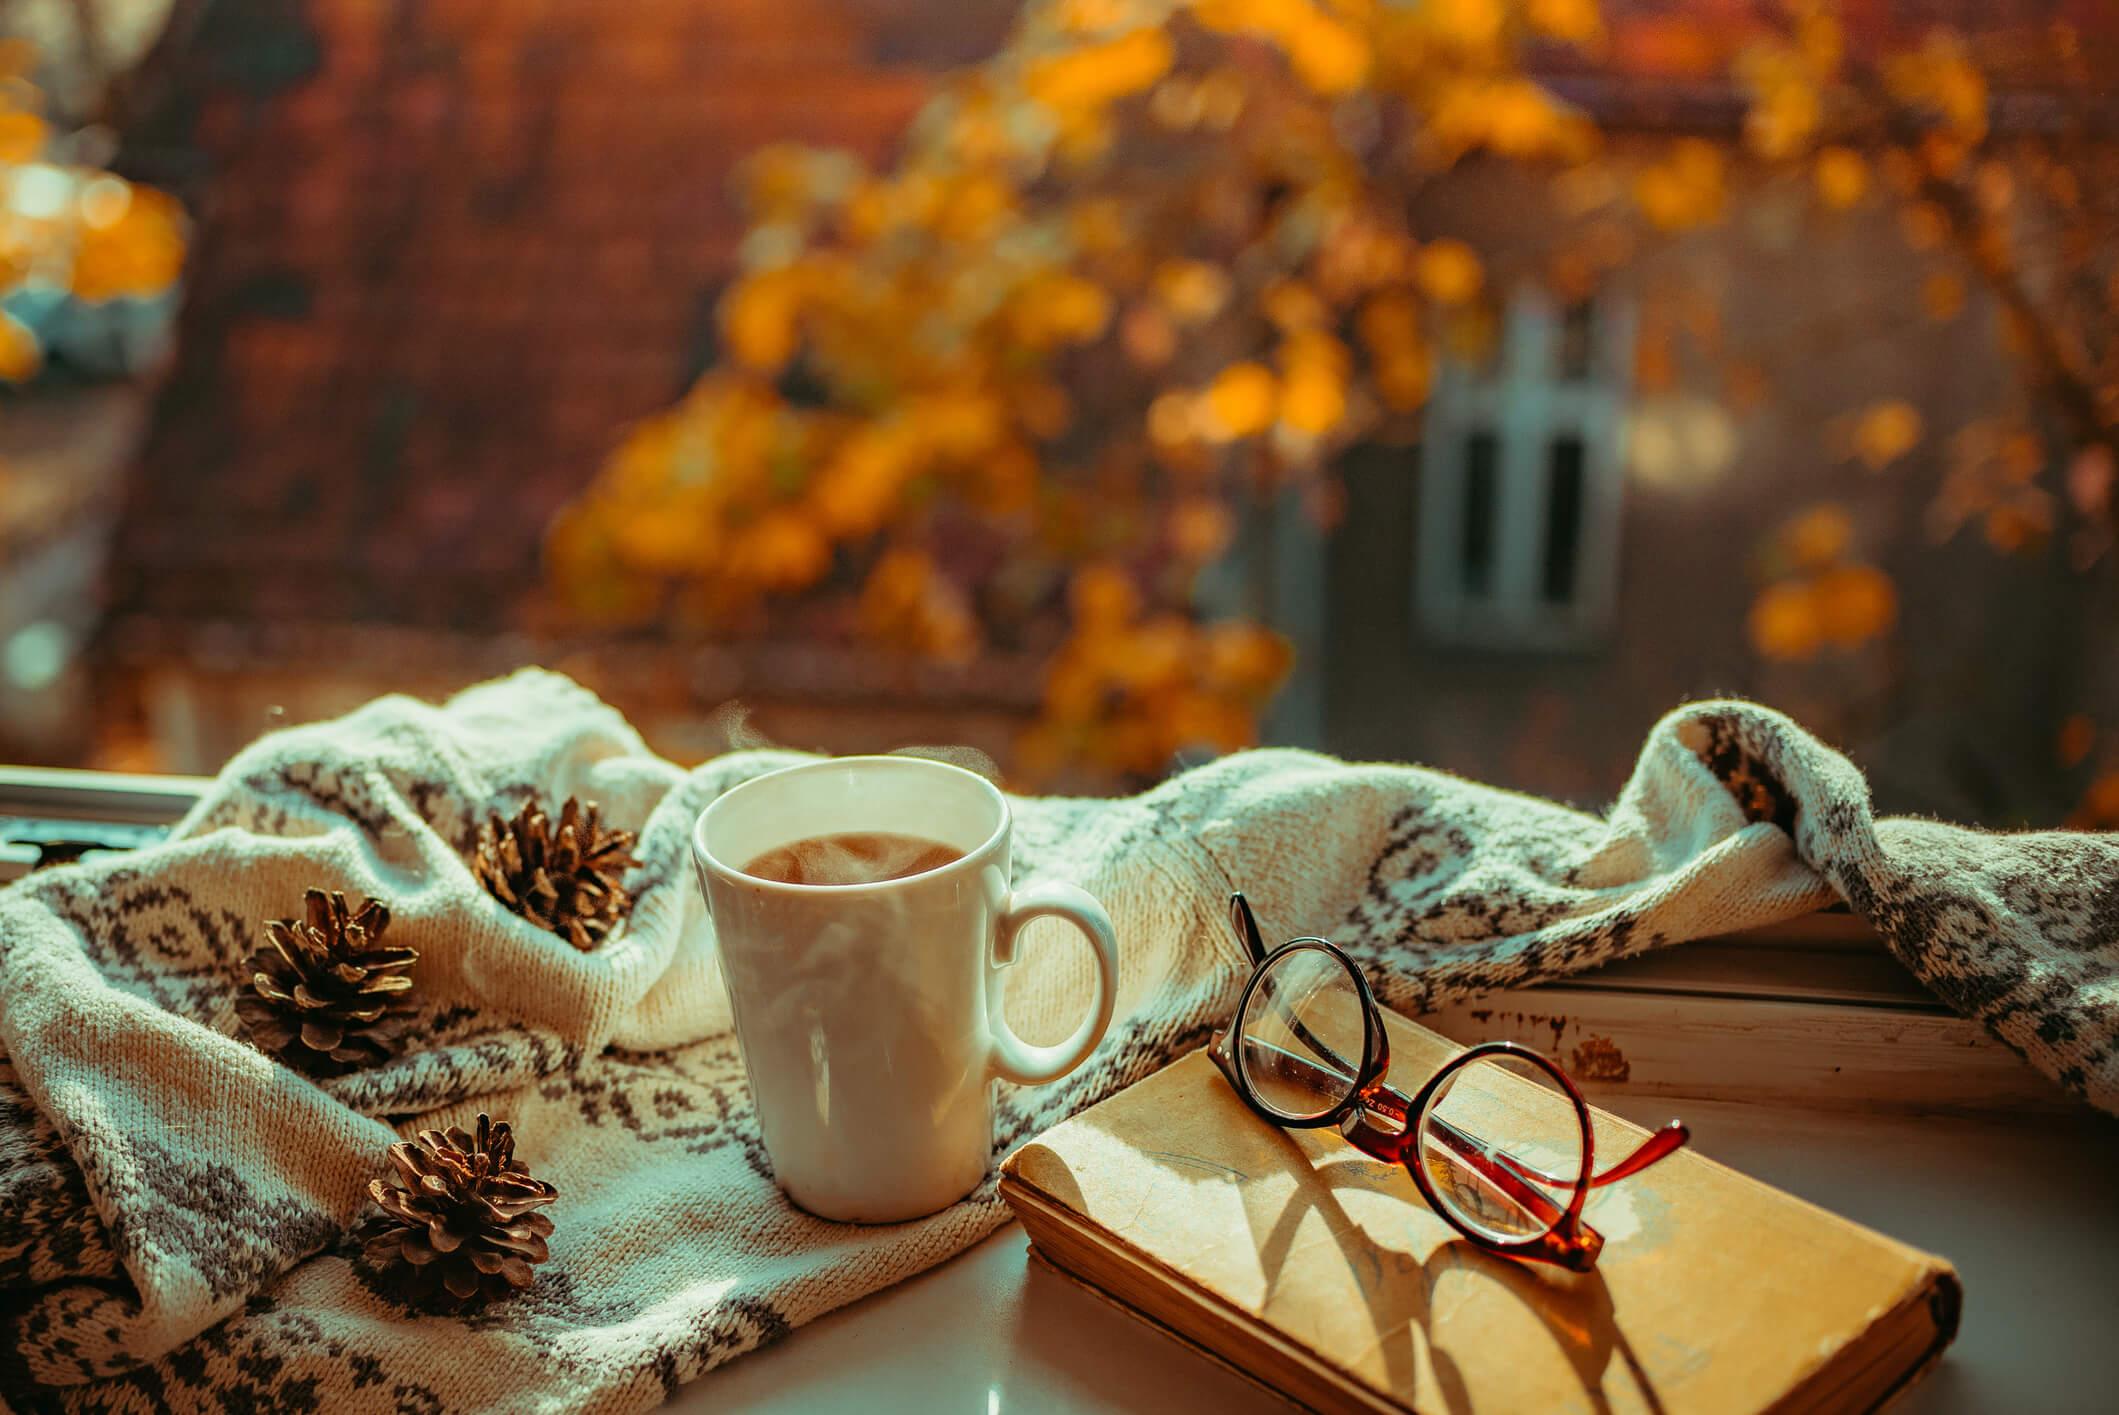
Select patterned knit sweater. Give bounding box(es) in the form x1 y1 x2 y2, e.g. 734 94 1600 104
0 670 2111 1412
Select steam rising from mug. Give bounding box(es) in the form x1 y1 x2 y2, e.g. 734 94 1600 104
710 700 1001 785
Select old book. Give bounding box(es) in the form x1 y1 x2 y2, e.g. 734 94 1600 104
999 1011 1960 1414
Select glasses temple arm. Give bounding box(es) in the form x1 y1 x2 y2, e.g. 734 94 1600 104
1390 1093 1686 1194
1357 1089 1567 1225
1412 1114 1573 1234
1588 1120 1691 1187
1227 893 1269 966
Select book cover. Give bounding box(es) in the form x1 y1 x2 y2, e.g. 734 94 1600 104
999 1011 1959 1414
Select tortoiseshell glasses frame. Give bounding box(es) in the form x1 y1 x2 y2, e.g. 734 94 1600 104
1208 893 1690 1272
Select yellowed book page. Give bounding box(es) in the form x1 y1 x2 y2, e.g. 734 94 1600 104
1005 1016 1954 1415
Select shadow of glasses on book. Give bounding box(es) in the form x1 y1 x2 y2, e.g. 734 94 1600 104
1065 1097 1660 1415
1253 1123 1653 1415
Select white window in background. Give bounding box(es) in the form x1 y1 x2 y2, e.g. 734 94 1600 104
1414 288 1634 650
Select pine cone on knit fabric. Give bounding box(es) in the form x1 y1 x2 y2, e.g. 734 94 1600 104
234 889 419 1075
471 797 639 951
360 1113 558 1308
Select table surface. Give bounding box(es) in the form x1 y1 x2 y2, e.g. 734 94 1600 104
675 1095 2119 1414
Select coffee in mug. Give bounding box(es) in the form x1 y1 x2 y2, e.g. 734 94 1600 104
742 831 964 886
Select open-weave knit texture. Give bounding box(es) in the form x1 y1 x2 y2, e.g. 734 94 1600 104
1 670 2112 1412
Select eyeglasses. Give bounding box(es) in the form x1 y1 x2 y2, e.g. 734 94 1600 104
1208 894 1689 1272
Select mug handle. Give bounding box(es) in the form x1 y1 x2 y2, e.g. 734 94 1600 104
988 882 1119 1086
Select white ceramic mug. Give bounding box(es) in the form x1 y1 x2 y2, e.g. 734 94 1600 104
692 756 1119 1223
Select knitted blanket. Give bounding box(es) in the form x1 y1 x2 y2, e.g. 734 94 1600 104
1 671 2113 1413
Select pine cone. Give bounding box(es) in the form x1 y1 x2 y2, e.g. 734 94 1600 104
471 797 639 951
235 889 419 1075
360 1114 557 1307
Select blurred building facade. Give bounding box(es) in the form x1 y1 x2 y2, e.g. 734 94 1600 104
8 0 2106 823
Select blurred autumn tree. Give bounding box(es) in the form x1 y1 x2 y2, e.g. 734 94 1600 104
1710 3 2118 822
549 0 2118 790
0 36 186 383
1721 6 2116 664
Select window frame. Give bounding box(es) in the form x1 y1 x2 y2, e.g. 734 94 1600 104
1413 286 1635 652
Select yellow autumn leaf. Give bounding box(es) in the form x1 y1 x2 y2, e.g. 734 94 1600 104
2074 773 2119 830
1201 621 1294 695
722 271 804 374
67 184 187 301
1812 564 1898 647
1025 27 1174 113
1169 497 1237 560
1884 35 1988 143
1358 291 1421 358
838 178 893 243
1748 581 1822 661
1280 366 1348 436
1263 279 1327 332
0 37 36 81
1277 329 1350 434
1147 391 1199 446
1190 0 1269 35
1921 271 1965 322
1795 6 1843 70
609 488 715 573
1056 0 1133 31
1283 13 1370 95
860 548 978 662
1375 353 1431 411
2058 714 2096 769
1106 615 1193 690
0 109 46 163
1067 196 1128 254
1195 69 1247 128
1415 239 1483 305
1203 361 1278 440
1983 497 2054 552
1429 77 1586 161
1154 259 1231 323
1038 272 1113 343
1279 327 1350 375
1482 79 1581 158
731 510 832 590
1635 139 1726 231
810 425 914 535
740 144 824 224
1164 690 1257 755
1741 47 1821 159
0 310 43 382
1070 563 1140 627
1813 147 1868 210
1528 0 1603 46
1852 400 1923 469
919 390 1008 457
1425 0 1506 53
1118 300 1186 368
1783 504 1852 568
933 171 1019 242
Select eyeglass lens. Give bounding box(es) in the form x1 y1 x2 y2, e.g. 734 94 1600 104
1236 945 1366 1122
1415 1053 1587 1244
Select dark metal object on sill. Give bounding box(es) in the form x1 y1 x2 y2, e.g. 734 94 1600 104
0 767 206 883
